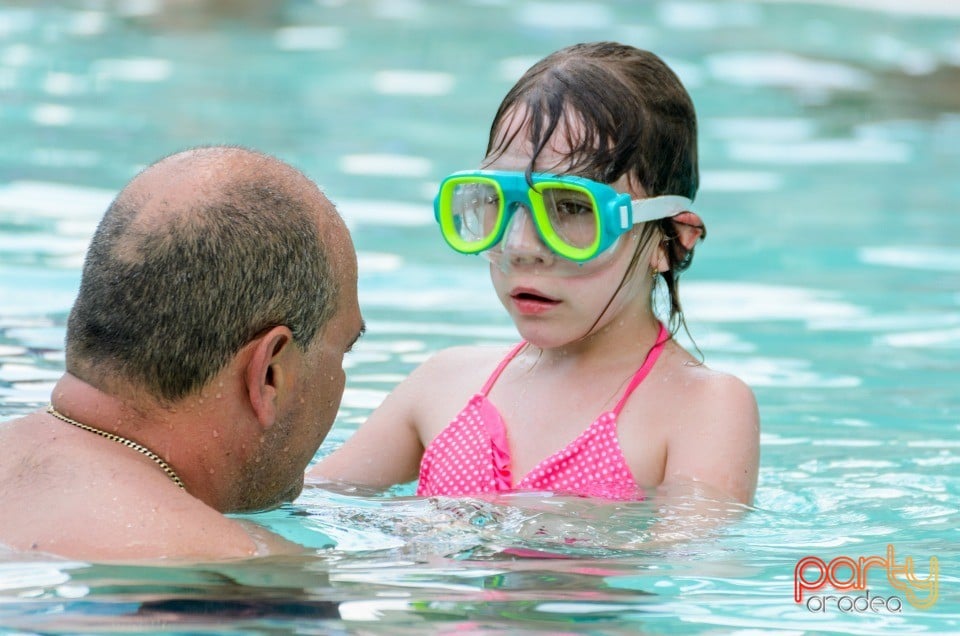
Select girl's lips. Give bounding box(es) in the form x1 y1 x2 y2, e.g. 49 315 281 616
510 287 560 314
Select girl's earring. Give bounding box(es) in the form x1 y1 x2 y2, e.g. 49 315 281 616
650 267 659 279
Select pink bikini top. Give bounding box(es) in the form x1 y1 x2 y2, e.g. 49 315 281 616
416 324 669 500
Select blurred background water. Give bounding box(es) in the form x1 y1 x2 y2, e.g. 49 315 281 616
0 0 958 633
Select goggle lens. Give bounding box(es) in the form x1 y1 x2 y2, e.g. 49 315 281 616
539 186 601 256
440 177 603 260
448 181 501 247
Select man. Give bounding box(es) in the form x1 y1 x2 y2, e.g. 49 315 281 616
0 146 364 561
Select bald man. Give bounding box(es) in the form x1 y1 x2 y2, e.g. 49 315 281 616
0 147 364 561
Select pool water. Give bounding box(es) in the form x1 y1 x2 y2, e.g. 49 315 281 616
1 0 958 633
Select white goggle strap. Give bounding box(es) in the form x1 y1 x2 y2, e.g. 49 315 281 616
625 195 696 227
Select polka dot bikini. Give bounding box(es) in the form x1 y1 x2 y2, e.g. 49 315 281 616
417 324 668 501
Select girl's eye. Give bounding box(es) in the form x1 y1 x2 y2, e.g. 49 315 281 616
555 200 593 215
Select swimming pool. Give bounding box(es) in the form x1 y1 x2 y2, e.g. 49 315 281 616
1 0 958 632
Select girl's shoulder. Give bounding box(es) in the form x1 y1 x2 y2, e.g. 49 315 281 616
654 343 758 415
400 343 520 440
401 342 518 395
644 347 760 504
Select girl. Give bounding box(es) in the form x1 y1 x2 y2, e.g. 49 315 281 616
311 42 759 504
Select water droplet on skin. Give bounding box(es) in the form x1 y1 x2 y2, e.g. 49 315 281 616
215 393 222 399
209 468 215 474
212 430 219 438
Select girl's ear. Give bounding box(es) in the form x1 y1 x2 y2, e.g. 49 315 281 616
650 236 670 273
671 211 705 251
650 211 706 273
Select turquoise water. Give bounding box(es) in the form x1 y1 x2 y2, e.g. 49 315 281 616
1 0 959 633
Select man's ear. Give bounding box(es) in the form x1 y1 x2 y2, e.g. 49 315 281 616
244 326 296 429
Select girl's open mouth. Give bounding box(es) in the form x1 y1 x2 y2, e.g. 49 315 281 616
510 288 560 314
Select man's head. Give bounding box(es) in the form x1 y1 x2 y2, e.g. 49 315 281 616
65 146 363 510
67 146 337 401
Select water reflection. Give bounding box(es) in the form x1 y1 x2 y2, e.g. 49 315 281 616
294 481 754 563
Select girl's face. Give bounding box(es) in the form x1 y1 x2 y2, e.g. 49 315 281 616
480 115 662 350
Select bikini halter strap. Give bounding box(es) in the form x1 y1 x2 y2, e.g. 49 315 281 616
480 323 670 401
480 341 527 396
612 322 671 415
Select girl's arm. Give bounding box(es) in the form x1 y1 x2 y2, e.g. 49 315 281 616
307 364 430 489
662 373 760 505
307 346 490 489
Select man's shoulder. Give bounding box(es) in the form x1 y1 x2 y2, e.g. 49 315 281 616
0 412 281 562
0 480 272 561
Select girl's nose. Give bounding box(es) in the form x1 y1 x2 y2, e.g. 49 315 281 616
501 205 555 266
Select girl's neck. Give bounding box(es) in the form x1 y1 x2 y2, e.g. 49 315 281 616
534 311 665 368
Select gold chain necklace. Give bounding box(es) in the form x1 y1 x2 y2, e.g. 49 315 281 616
47 405 185 490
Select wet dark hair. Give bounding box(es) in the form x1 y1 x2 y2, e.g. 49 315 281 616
65 148 337 403
485 41 703 333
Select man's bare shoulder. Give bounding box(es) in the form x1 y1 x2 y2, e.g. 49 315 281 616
2 479 300 562
0 414 301 562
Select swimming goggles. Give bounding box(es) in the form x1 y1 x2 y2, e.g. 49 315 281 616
434 170 694 263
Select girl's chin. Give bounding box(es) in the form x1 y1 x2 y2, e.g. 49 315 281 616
512 325 577 351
